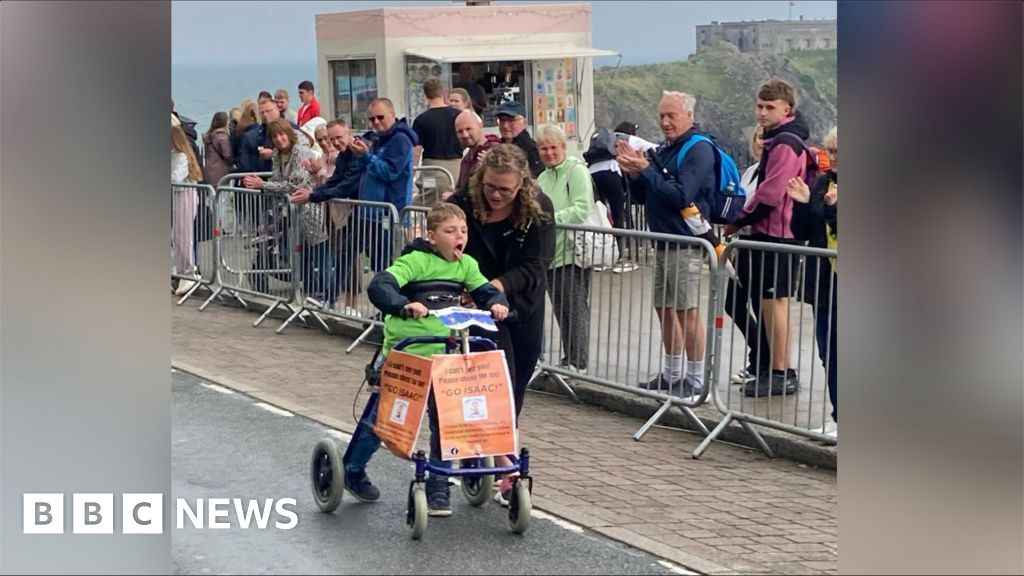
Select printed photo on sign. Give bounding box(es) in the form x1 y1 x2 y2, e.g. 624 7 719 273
390 398 409 425
462 396 488 421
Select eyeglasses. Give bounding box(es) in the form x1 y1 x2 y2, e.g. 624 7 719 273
368 114 388 123
482 182 519 196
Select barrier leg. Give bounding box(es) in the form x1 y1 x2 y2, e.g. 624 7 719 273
199 286 223 311
738 419 774 458
541 371 581 404
175 279 205 306
633 398 673 441
693 413 733 459
254 299 287 327
345 323 377 354
276 304 305 333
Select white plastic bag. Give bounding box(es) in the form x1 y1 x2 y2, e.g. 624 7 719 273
573 200 619 269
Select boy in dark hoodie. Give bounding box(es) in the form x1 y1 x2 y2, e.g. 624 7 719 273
341 203 509 518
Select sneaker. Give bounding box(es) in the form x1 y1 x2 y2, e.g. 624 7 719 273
174 278 197 296
426 481 452 517
638 374 679 393
679 377 700 399
730 367 758 385
305 296 326 309
822 421 838 439
559 362 588 375
743 371 800 397
592 265 611 272
612 261 639 273
344 470 380 503
342 305 363 318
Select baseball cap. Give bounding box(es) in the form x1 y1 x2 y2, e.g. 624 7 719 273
495 101 526 118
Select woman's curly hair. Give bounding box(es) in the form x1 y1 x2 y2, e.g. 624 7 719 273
467 144 549 230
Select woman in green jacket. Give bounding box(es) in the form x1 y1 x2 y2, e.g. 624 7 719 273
536 124 595 373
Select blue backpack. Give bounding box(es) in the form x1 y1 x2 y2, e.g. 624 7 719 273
675 134 746 225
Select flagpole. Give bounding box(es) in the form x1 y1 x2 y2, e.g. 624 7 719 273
789 1 793 20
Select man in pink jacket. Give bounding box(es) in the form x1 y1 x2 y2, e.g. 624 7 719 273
724 79 811 398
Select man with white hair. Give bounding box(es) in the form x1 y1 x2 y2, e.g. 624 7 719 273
453 108 501 192
616 90 717 398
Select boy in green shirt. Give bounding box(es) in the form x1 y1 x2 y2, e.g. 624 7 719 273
342 203 509 517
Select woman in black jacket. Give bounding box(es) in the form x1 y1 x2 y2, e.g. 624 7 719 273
788 126 838 434
446 144 555 503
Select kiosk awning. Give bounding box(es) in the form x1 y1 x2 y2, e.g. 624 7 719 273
404 43 619 63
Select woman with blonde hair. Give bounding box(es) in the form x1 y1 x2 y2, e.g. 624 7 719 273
447 87 473 112
172 124 203 295
447 143 555 506
535 123 595 374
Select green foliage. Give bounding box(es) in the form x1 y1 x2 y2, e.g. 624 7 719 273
594 46 837 165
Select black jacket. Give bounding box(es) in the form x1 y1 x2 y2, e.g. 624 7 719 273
791 170 838 249
311 148 363 203
446 190 555 317
508 131 545 179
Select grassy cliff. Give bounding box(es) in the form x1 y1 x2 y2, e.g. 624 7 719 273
594 44 837 164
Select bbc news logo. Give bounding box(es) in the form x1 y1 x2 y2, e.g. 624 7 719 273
23 494 298 534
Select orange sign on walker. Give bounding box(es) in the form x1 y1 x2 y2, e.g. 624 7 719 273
374 350 432 459
430 350 518 461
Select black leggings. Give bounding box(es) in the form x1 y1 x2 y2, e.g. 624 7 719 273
590 169 628 252
469 304 545 419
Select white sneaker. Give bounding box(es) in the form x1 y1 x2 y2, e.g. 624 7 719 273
822 422 838 439
174 279 197 296
342 306 363 318
304 296 326 309
730 368 757 385
612 261 639 273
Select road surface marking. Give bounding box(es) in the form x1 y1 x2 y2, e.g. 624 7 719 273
252 402 293 417
532 509 584 534
657 560 698 575
199 382 235 395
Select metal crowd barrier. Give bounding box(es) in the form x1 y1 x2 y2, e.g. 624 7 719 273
693 239 838 458
280 199 400 352
202 185 321 332
398 205 430 253
411 165 456 208
193 173 273 311
536 222 721 441
171 183 218 306
173 174 836 457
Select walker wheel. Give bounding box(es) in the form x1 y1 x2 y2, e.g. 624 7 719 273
409 486 428 540
310 438 345 513
508 478 531 534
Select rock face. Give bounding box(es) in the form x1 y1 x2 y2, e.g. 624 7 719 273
594 44 837 165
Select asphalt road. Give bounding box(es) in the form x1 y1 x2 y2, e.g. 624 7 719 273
171 370 687 575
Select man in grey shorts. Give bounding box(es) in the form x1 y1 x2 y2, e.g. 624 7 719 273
617 91 718 397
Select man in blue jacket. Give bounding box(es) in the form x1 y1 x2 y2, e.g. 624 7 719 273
327 98 419 311
616 90 716 398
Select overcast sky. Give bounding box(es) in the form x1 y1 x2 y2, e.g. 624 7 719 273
172 0 837 67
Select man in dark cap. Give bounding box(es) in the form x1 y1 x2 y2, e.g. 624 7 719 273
495 101 543 178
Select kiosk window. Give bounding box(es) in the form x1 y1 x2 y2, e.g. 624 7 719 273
330 59 378 132
451 60 528 127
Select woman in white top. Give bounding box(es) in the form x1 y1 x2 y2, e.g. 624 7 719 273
727 125 773 385
171 124 204 295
